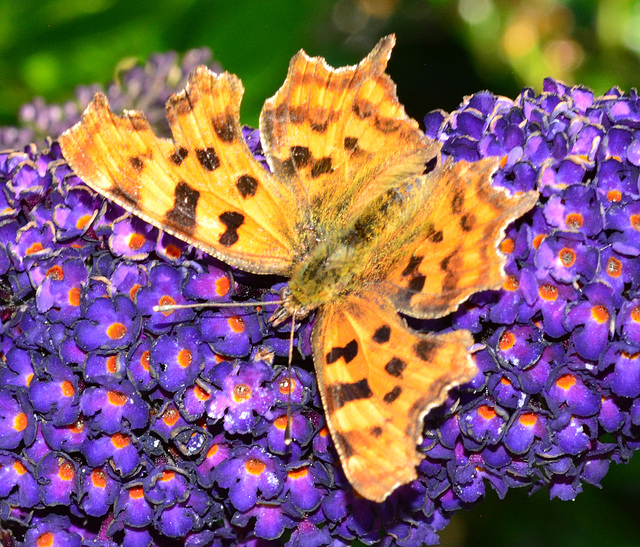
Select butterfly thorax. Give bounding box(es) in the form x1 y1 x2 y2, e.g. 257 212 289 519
276 178 432 324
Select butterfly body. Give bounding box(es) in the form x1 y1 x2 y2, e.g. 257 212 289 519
287 179 422 310
59 35 539 502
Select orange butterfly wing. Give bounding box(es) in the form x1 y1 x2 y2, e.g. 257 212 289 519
313 289 476 502
382 157 539 318
260 35 440 232
59 68 301 275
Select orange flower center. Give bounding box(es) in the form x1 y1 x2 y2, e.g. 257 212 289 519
498 331 516 351
177 349 192 368
26 242 44 255
37 532 54 547
194 384 210 401
233 384 251 402
164 244 182 259
606 257 622 278
279 377 295 394
559 247 576 267
107 323 127 340
140 350 150 372
163 408 180 426
245 458 266 475
565 213 583 230
532 234 546 249
76 214 92 230
128 233 146 251
111 432 130 448
129 485 144 499
46 265 64 280
106 355 118 373
519 412 537 426
500 238 515 255
13 413 27 432
68 287 81 306
478 405 496 420
158 295 176 316
503 275 519 291
607 189 622 202
288 466 309 480
130 284 142 300
61 380 75 397
591 305 609 323
216 276 231 296
91 468 107 488
556 374 576 390
108 390 127 406
539 284 558 301
228 315 245 333
58 460 75 481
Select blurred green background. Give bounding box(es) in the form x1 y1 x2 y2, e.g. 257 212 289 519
3 0 640 545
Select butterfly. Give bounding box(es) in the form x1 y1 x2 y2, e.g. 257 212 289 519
59 35 538 502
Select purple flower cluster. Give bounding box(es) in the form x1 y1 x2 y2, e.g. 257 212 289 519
0 47 217 151
1 48 640 545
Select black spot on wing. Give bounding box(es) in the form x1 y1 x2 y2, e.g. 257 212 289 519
164 181 200 235
344 136 358 150
196 147 220 171
440 252 456 271
353 100 373 119
328 379 373 410
372 324 391 344
326 339 358 364
408 275 426 292
385 357 407 379
212 115 236 142
414 339 437 361
170 147 189 166
129 156 144 171
370 426 383 438
451 189 464 214
127 112 148 131
218 211 244 247
311 157 333 178
311 121 329 133
291 146 311 168
383 385 402 404
236 175 258 198
374 116 402 133
460 213 475 232
431 230 444 243
402 255 424 277
334 431 354 458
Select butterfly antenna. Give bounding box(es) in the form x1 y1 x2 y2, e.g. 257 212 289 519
284 313 296 446
153 300 283 312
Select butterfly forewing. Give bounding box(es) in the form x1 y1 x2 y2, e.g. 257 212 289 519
313 289 477 502
382 158 539 319
60 70 301 276
260 35 439 232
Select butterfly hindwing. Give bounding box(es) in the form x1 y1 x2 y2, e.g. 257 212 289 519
260 35 439 232
382 157 539 319
313 289 477 502
60 69 301 275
